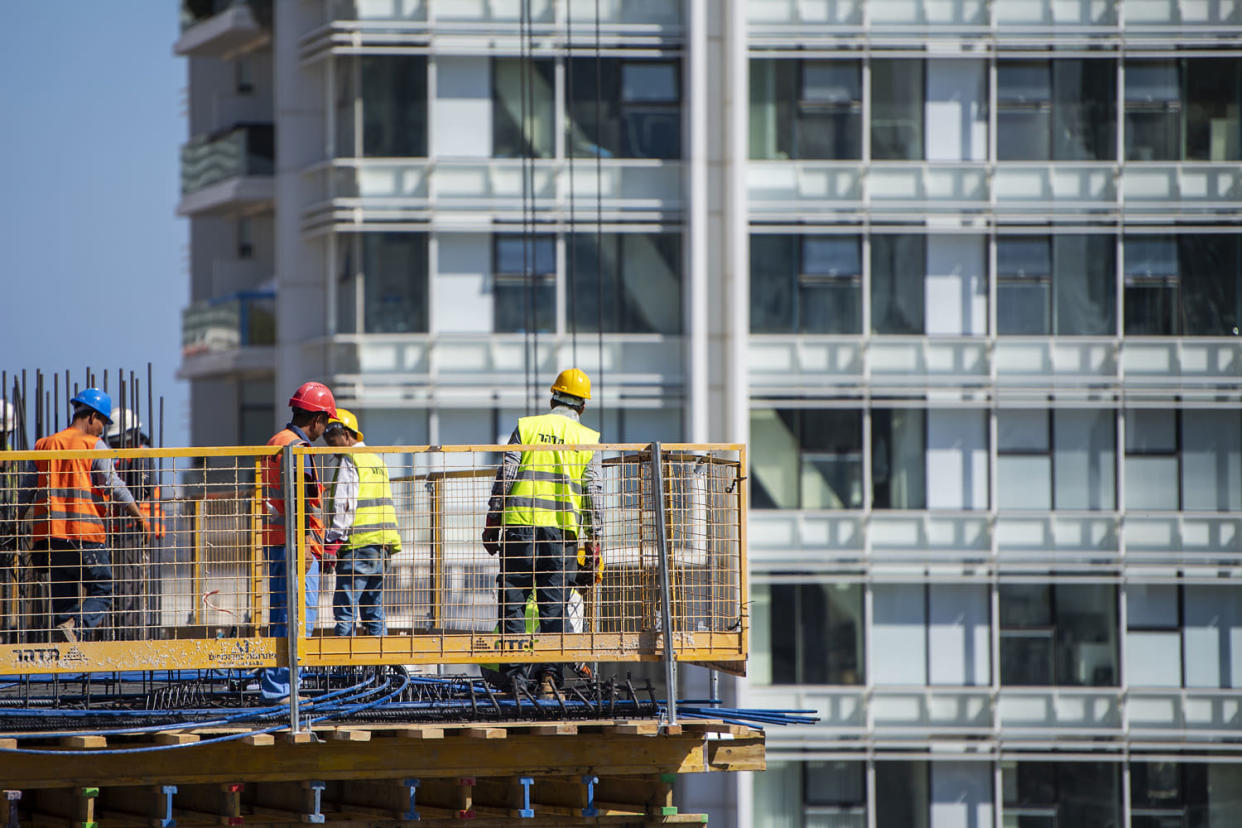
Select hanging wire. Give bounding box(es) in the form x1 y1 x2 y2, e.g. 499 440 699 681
594 0 605 426
519 0 534 416
565 0 578 366
525 0 539 409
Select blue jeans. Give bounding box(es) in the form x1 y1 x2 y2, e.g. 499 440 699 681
49 539 112 633
261 545 320 699
333 545 386 636
498 525 572 685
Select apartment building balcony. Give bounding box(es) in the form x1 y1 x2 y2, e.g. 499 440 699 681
176 0 272 58
300 158 683 233
748 0 1242 49
178 125 275 217
179 290 276 380
750 684 1242 754
748 509 1242 578
748 336 1242 401
301 333 682 405
747 161 1242 223
299 0 683 62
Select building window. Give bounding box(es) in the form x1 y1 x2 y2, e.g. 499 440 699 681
238 378 273 446
1129 763 1242 828
757 582 863 685
875 762 928 828
997 60 1116 161
871 234 925 334
997 237 1052 335
749 235 862 334
753 761 867 828
1002 762 1121 828
568 58 681 159
999 584 1118 687
871 59 924 160
235 56 255 95
493 235 556 333
1124 235 1242 336
492 58 555 158
750 409 863 510
1129 585 1242 690
360 56 428 157
1124 409 1180 510
568 233 682 334
750 59 862 160
236 218 253 259
1126 59 1242 161
871 409 925 509
996 409 1115 511
337 232 428 334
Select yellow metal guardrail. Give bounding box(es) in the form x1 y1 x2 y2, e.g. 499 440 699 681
0 443 747 676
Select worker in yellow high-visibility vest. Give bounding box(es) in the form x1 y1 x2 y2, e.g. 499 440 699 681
323 408 402 636
482 368 603 695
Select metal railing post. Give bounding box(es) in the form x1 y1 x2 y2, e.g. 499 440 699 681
281 445 300 732
648 442 677 726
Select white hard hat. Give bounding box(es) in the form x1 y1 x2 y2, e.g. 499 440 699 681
0 400 13 433
106 408 143 440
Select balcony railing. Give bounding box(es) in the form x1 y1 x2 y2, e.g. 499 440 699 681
181 125 275 196
749 509 1242 575
181 290 276 357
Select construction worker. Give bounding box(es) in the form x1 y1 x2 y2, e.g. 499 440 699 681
105 410 163 639
323 408 401 636
482 368 603 694
22 389 149 642
259 381 336 699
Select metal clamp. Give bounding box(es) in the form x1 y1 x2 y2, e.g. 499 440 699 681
159 785 177 827
516 777 534 819
401 778 420 821
580 775 599 818
305 781 325 824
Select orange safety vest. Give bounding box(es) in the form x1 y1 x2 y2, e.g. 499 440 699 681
113 457 166 539
32 428 107 544
262 428 325 558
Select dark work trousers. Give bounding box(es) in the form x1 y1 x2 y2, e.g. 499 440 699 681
48 539 113 634
333 545 387 636
499 525 572 686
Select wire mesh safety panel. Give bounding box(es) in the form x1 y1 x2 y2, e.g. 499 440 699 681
0 443 746 675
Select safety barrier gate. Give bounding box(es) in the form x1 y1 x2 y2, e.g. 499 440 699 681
0 443 746 677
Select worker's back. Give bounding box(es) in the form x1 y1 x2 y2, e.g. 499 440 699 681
33 428 104 544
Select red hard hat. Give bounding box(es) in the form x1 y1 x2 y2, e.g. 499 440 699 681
288 382 337 417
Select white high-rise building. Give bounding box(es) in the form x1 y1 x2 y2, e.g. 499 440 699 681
178 2 1242 825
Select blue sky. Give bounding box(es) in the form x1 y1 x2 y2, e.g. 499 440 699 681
0 6 187 446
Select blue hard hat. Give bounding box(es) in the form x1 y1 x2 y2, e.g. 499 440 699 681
70 388 113 424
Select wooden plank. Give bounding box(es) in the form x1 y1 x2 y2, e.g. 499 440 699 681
528 723 578 736
60 735 105 749
329 728 371 743
0 739 14 750
605 722 659 736
459 727 506 740
0 730 765 787
241 733 275 747
155 731 201 745
283 732 314 745
391 725 445 740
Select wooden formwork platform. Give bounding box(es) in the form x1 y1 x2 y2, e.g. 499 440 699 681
0 720 763 826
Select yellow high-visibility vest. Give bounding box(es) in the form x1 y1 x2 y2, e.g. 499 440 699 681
333 452 402 551
502 413 598 536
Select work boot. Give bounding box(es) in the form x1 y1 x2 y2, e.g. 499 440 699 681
53 619 77 643
537 673 557 700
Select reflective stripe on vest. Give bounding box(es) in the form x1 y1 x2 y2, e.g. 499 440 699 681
334 453 402 551
32 428 106 544
502 413 598 534
262 429 326 557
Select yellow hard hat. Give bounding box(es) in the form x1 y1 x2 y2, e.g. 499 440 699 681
550 368 591 401
328 407 364 440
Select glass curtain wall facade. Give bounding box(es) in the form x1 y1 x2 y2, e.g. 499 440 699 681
180 1 1242 825
744 2 1242 827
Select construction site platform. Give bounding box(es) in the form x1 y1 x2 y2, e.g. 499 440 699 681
0 718 763 826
